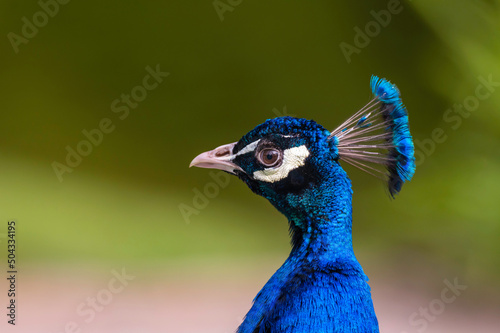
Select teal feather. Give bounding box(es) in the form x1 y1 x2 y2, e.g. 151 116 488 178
370 75 416 196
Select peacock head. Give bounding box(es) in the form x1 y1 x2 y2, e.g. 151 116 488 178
191 116 345 222
190 76 416 225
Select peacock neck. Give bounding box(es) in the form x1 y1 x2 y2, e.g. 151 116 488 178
238 177 372 333
286 175 360 270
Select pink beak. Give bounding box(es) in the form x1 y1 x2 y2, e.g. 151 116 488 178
189 142 244 174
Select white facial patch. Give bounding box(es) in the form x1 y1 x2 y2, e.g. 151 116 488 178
253 145 310 183
233 140 260 158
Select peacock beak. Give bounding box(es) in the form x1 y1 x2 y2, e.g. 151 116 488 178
189 142 244 174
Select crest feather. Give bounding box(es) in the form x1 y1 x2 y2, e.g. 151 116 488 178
329 75 416 197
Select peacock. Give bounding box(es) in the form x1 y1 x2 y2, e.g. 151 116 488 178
190 76 415 333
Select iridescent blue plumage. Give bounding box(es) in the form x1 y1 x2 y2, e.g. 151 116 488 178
370 76 416 196
189 76 416 333
331 76 415 197
233 117 378 333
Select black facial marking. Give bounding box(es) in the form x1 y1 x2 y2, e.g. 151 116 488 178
232 133 316 198
271 162 315 194
290 170 305 187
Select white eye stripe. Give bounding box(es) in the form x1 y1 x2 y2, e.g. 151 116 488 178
253 145 310 183
232 140 261 159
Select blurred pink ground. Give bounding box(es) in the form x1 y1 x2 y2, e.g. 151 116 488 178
1 262 499 333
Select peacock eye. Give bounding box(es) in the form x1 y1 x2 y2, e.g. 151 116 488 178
257 148 282 167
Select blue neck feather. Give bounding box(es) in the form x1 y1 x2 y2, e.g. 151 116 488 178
238 165 379 333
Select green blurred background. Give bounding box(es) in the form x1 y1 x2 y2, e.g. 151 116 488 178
0 0 499 331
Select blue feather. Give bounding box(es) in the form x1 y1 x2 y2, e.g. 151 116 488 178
330 76 416 197
370 75 416 196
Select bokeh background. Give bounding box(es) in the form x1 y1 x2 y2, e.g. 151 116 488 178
1 1 499 332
